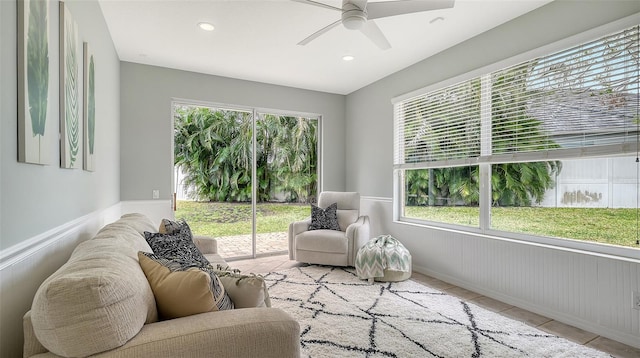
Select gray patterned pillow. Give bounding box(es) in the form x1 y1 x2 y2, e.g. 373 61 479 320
144 223 210 267
308 202 341 231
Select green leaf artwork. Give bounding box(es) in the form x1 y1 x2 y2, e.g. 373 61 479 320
88 55 95 154
64 11 79 167
27 0 48 139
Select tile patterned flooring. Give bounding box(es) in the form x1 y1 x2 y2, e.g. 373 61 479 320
228 254 640 358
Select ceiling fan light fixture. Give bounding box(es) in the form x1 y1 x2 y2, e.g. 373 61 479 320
342 11 366 30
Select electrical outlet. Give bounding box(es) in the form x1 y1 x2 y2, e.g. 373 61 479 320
152 190 160 199
633 291 640 311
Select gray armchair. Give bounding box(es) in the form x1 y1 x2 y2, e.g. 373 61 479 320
288 191 370 266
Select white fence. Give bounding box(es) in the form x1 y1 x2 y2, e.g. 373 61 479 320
540 155 639 208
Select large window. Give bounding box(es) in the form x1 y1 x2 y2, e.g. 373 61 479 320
393 22 639 257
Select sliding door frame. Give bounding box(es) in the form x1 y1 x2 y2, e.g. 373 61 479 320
171 98 322 259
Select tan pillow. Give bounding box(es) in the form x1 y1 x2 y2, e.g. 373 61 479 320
158 218 185 234
215 266 271 308
138 252 233 320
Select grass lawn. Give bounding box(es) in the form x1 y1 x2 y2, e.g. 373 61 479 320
177 201 639 248
175 200 310 237
405 206 639 248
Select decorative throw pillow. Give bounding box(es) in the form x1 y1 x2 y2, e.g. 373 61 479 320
138 252 233 320
308 202 341 231
214 265 272 308
158 218 186 235
144 223 210 268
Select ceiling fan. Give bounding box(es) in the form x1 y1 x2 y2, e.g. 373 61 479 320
293 0 455 50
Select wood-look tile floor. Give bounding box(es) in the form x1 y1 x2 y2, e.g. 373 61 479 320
228 254 640 358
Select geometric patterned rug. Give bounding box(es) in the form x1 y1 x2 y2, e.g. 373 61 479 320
264 265 611 358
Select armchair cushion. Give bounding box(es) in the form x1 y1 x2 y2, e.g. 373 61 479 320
308 202 340 231
295 230 347 254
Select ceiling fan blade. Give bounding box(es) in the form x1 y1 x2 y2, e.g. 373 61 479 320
291 0 342 12
359 20 391 50
367 0 455 20
298 19 342 46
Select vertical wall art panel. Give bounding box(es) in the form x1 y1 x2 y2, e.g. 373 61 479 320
83 42 95 171
17 0 55 165
59 1 81 169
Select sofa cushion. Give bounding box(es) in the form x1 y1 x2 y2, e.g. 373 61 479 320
214 266 272 308
144 223 210 267
138 252 233 320
30 236 157 357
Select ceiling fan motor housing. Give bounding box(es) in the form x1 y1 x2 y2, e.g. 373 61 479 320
342 2 367 30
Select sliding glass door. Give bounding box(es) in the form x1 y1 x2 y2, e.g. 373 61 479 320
255 112 318 256
173 102 319 259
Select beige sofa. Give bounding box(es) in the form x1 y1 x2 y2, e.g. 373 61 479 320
23 213 300 358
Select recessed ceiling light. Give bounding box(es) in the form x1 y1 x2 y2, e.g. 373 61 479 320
342 55 355 61
198 22 215 31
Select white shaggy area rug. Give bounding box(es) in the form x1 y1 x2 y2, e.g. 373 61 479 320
264 265 610 358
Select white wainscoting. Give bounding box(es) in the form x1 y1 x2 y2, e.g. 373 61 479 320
360 196 640 349
120 200 174 225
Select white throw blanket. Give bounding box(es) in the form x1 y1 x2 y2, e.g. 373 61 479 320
355 235 411 281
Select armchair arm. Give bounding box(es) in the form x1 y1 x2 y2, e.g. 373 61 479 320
193 235 217 255
288 218 311 260
346 215 370 266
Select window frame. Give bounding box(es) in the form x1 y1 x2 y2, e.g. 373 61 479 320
392 14 640 261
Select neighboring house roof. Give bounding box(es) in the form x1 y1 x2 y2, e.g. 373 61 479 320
527 90 639 136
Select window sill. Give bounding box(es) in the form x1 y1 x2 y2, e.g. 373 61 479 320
394 218 640 263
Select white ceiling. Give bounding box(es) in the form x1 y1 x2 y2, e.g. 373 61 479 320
98 0 552 95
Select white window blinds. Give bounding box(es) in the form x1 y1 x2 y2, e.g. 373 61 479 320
394 25 639 169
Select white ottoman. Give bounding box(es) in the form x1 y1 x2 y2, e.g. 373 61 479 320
355 235 412 283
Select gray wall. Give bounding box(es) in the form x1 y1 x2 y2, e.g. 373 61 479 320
119 62 346 202
347 1 640 348
345 0 640 197
0 0 121 250
0 1 121 356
